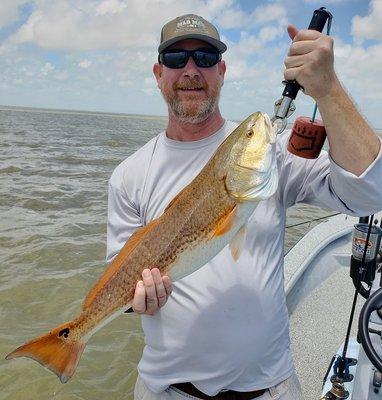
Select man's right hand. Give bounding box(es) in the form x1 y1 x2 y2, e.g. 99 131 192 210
133 268 173 315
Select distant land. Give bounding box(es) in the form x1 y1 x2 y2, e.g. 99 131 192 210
0 104 168 121
0 104 381 135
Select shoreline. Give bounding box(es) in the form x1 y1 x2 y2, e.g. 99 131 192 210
1 105 381 135
0 104 168 121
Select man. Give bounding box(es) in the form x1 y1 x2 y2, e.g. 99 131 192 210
107 14 382 400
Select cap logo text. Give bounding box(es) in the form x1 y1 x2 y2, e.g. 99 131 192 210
175 18 206 32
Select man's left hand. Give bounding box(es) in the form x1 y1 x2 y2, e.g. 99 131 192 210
284 24 338 100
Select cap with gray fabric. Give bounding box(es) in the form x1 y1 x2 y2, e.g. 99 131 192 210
158 14 227 54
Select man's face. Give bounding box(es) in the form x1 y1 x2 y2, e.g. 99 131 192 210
153 39 226 124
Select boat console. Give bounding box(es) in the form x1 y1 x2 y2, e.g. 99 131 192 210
320 216 382 399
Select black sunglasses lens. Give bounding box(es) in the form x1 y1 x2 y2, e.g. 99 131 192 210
162 51 188 68
160 49 221 68
193 50 220 67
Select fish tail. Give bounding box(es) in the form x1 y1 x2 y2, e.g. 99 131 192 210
5 321 86 383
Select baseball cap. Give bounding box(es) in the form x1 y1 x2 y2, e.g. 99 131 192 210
158 14 227 54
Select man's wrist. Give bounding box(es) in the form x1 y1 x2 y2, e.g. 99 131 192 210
315 74 343 105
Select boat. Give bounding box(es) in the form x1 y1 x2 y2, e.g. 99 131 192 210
285 211 382 399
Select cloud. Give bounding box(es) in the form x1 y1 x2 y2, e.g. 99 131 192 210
352 0 382 43
118 79 133 87
6 0 288 52
8 0 216 51
95 0 128 16
40 62 55 76
199 0 235 16
217 9 246 29
54 71 69 81
251 3 287 26
335 1 382 107
335 39 382 101
9 0 162 50
79 59 92 68
0 0 29 29
217 3 287 29
259 25 284 42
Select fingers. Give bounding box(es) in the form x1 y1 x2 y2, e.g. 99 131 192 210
152 268 167 308
288 40 317 57
287 24 298 40
291 29 322 42
283 26 335 99
132 268 173 315
142 268 158 314
132 280 147 314
284 54 305 70
284 66 301 83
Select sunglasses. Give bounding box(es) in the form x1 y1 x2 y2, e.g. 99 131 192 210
158 48 222 69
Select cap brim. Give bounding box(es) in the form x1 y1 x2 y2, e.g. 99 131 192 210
158 34 227 54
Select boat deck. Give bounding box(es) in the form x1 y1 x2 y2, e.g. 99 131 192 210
289 266 365 399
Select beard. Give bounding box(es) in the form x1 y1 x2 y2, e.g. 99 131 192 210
160 77 221 124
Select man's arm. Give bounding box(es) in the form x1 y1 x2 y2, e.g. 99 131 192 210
284 25 381 176
316 79 380 176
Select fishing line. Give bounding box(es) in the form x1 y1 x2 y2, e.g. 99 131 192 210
285 212 341 229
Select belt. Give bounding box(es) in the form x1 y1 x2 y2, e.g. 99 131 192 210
171 382 266 400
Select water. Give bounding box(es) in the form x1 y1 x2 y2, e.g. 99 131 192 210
0 107 340 399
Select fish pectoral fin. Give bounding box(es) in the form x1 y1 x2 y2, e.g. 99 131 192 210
229 224 247 261
208 205 237 239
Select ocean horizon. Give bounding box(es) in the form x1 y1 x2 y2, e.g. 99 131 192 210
1 104 381 133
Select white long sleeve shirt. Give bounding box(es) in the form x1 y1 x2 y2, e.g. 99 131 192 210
107 121 382 395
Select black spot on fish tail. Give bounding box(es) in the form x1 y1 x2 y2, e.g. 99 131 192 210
58 328 70 338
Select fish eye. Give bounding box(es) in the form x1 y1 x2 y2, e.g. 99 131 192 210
246 130 254 138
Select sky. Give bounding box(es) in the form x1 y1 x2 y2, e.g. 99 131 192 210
0 0 381 127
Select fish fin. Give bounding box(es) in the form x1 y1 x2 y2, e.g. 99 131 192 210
229 224 246 261
5 321 85 384
83 219 160 310
209 205 237 238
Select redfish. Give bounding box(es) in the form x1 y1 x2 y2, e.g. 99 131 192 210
6 112 278 383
